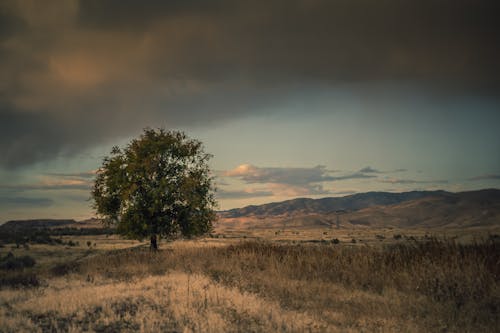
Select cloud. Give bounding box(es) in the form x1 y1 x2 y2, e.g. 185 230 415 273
359 166 380 173
379 178 448 184
268 183 331 197
44 171 96 179
358 166 408 174
0 0 499 167
0 175 92 192
467 174 500 181
331 190 358 195
0 196 54 207
224 164 335 185
216 189 273 200
0 183 91 191
330 172 377 181
223 164 334 197
223 164 380 196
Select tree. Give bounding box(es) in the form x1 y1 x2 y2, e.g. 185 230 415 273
92 128 217 250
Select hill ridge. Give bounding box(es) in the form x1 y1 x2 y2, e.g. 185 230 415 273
220 189 500 218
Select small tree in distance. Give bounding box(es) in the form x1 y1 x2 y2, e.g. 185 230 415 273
92 128 217 250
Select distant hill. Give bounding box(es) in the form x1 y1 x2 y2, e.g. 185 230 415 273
344 189 500 228
220 190 451 218
0 219 76 230
0 218 113 244
218 189 500 229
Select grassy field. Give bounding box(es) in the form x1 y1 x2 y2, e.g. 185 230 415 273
0 229 499 332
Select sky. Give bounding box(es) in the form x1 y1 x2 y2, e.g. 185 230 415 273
1 0 499 222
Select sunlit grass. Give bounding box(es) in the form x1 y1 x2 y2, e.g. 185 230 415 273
1 232 498 332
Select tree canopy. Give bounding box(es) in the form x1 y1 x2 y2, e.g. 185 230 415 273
92 128 217 248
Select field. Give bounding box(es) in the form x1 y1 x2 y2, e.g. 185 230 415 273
0 227 499 332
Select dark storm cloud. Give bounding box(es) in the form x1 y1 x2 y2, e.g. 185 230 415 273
1 0 499 167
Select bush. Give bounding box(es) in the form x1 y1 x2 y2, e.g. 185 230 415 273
0 252 36 270
50 262 79 276
0 272 41 288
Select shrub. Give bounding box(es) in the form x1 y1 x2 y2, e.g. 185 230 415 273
0 252 36 270
50 262 79 276
0 272 41 288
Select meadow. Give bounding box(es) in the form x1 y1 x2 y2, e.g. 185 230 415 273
0 229 499 332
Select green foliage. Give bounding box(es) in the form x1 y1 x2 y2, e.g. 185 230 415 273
92 128 217 242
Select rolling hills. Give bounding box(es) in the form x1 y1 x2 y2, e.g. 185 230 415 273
218 189 500 229
2 189 499 231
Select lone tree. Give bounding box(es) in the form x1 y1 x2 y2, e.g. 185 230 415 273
92 128 217 250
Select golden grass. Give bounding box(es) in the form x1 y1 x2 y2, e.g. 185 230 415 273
0 272 329 332
1 235 499 332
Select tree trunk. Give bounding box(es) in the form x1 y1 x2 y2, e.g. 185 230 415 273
150 234 158 251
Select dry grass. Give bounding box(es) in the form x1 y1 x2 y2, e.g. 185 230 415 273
1 237 499 332
0 272 327 332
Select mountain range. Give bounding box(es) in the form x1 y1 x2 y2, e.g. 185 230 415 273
2 189 499 230
218 189 500 229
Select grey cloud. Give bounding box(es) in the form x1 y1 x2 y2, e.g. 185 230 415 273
331 172 377 181
224 165 379 186
44 171 96 179
225 165 335 185
216 184 330 200
1 0 499 167
379 178 448 184
359 166 408 174
75 0 500 87
0 183 91 192
331 190 357 195
216 189 273 200
0 196 53 207
223 164 334 197
359 166 380 173
467 174 500 181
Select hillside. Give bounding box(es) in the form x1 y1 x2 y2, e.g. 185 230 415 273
0 219 76 230
343 189 500 228
220 190 452 218
218 189 500 229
